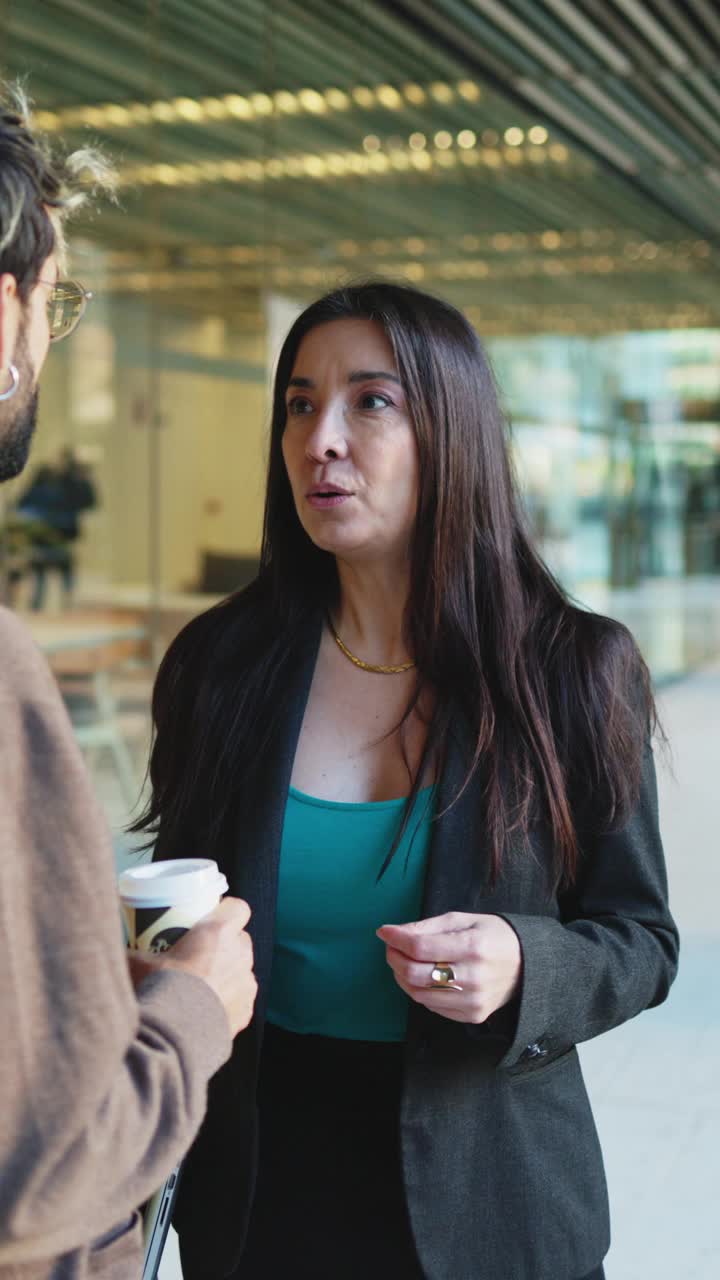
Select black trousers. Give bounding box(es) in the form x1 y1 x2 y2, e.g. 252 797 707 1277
233 1024 606 1280
235 1024 420 1278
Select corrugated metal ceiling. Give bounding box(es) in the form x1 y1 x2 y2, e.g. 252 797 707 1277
1 0 719 333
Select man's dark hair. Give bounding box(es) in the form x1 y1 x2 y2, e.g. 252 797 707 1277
0 84 113 296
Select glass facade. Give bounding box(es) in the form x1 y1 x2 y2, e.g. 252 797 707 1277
492 330 720 589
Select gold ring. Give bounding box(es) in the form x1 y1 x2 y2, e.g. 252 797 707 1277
428 961 463 991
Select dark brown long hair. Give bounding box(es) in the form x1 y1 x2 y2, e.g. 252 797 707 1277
133 281 655 887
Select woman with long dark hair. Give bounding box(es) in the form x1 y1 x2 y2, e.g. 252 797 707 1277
134 282 677 1280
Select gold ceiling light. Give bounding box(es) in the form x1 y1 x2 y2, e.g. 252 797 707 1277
376 84 403 109
326 153 350 175
352 86 376 107
430 82 455 103
174 97 205 122
101 252 718 303
224 95 253 119
102 232 707 288
298 88 327 113
317 231 707 262
31 78 486 134
117 130 581 191
325 88 351 111
274 90 299 114
251 93 274 116
101 104 132 126
201 97 232 119
402 83 427 105
303 155 328 177
97 235 716 328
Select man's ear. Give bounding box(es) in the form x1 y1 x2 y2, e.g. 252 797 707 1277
0 273 21 372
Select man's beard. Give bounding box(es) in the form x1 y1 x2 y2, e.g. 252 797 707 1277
0 334 39 483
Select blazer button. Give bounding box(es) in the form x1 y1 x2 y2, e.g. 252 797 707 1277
523 1041 548 1060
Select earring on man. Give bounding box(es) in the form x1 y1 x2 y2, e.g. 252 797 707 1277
0 364 20 402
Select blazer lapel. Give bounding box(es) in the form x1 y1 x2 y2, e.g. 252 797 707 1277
229 613 323 1012
421 712 494 919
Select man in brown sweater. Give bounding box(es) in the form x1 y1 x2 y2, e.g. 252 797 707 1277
0 91 257 1277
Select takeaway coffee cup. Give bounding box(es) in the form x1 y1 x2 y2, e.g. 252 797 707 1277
118 858 228 953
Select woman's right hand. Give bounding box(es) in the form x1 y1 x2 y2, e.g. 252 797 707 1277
131 897 258 1038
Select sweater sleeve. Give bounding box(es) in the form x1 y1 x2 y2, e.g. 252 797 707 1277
0 609 232 1267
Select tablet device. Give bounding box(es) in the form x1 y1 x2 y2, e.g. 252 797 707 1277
142 1165 181 1280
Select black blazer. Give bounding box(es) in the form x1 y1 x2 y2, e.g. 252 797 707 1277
156 614 678 1280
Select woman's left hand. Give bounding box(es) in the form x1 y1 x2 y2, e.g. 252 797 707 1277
376 912 522 1024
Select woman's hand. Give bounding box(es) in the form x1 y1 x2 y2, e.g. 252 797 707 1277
377 912 522 1024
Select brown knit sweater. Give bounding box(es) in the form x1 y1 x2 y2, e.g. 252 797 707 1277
0 607 232 1279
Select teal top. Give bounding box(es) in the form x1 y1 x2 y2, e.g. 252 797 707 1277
267 785 435 1042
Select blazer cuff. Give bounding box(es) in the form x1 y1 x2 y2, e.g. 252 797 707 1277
490 913 567 1071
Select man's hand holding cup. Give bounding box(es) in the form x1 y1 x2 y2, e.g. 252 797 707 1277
119 860 257 1038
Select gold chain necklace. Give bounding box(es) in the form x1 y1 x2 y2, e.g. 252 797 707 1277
328 618 415 675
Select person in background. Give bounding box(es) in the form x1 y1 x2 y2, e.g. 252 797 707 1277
137 281 678 1280
16 446 97 607
0 86 258 1280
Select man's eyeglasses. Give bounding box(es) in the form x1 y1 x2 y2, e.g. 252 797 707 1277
40 279 93 343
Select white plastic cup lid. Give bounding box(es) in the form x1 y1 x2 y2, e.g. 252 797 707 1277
118 858 228 908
